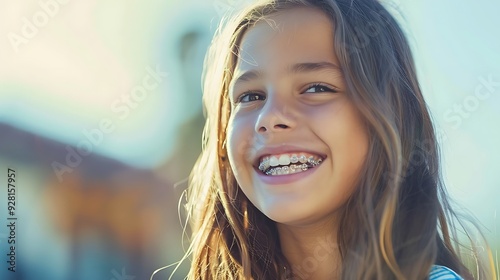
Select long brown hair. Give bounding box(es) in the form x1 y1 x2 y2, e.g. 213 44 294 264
177 0 495 279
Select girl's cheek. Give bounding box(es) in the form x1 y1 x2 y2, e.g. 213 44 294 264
227 114 259 173
226 117 246 161
228 112 253 138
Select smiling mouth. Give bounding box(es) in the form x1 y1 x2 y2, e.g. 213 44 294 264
257 153 324 176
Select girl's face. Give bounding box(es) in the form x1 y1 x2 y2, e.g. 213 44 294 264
226 7 369 226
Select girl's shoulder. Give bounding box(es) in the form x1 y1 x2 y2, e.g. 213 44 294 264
429 265 464 280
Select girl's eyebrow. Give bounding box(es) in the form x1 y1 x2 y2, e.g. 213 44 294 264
290 61 341 73
231 61 341 86
232 70 261 85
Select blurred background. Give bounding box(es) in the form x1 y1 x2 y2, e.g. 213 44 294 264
0 0 498 279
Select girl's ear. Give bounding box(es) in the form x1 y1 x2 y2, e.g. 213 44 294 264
222 138 227 149
220 138 228 162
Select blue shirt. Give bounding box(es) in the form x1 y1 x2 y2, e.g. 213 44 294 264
429 265 464 280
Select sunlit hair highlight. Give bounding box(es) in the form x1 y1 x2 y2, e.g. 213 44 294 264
174 0 496 279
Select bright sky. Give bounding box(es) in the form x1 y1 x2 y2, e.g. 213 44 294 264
399 0 500 237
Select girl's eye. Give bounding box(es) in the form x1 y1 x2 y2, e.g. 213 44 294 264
237 92 266 103
304 84 338 94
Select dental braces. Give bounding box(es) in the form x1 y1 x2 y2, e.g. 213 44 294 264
263 157 322 175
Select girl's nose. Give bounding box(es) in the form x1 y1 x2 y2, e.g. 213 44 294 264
254 95 296 134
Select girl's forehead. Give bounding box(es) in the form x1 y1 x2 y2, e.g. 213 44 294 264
241 7 333 47
233 7 339 77
260 6 331 27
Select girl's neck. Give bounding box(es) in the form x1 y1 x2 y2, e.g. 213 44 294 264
277 220 341 279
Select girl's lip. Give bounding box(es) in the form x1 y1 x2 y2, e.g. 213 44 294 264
253 162 322 185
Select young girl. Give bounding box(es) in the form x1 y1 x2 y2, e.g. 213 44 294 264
180 0 495 279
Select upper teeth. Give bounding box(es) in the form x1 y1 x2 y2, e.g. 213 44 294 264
258 153 323 172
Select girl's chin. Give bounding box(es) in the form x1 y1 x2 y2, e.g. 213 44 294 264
256 202 314 225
